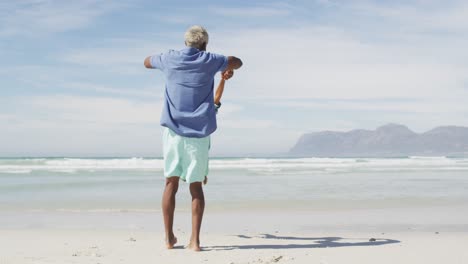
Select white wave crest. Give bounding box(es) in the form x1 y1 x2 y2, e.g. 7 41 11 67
0 158 165 173
0 156 467 174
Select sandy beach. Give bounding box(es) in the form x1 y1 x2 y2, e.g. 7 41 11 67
2 206 468 264
2 228 467 264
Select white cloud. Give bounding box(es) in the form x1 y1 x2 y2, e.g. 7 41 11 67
2 1 468 156
0 65 90 89
28 95 163 124
0 95 164 156
210 26 468 102
59 39 176 75
211 125 300 156
216 102 243 116
348 1 468 33
220 119 276 129
65 82 161 99
0 0 125 36
0 116 162 157
157 15 194 25
269 98 468 114
0 113 14 121
209 5 291 17
1 95 294 156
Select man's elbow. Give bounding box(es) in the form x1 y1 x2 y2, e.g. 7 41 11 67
144 57 153 68
236 58 243 69
227 56 243 70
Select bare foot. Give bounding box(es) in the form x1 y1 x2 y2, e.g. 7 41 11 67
165 236 177 249
203 176 208 185
187 241 201 251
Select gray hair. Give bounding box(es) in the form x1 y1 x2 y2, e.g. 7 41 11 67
184 25 209 49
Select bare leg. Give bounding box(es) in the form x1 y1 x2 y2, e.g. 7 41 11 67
162 176 179 249
187 182 205 251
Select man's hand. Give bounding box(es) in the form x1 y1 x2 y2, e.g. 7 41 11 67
222 69 234 80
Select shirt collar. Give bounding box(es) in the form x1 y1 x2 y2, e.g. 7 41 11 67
182 47 201 54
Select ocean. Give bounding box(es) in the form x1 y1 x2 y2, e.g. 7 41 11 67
1 156 468 213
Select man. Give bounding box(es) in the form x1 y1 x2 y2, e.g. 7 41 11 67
144 25 243 251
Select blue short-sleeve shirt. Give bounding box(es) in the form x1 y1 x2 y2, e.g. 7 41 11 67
150 47 228 138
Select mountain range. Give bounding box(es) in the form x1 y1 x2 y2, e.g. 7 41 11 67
289 123 468 157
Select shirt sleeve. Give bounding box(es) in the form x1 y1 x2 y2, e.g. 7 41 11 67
210 53 228 72
149 53 165 70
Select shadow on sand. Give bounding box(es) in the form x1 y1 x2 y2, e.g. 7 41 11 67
204 234 400 251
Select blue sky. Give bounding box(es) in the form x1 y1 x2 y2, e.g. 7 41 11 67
1 0 468 157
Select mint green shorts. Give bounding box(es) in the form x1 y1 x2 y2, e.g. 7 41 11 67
162 127 210 183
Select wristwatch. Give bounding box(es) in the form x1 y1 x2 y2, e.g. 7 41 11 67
214 102 221 113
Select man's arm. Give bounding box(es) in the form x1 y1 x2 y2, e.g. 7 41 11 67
225 56 243 71
214 78 225 105
144 56 153 69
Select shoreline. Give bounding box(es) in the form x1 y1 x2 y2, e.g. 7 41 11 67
2 205 468 233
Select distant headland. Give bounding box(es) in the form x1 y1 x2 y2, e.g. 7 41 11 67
290 124 468 157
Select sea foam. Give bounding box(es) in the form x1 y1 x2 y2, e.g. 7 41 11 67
0 156 467 174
